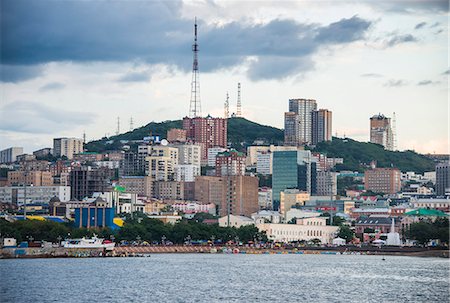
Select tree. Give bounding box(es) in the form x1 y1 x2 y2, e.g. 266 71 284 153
407 222 433 245
332 216 346 226
338 225 354 243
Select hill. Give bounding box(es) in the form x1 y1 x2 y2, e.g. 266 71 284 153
84 118 435 174
84 117 284 152
313 137 435 174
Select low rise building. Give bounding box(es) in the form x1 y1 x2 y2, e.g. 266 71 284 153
364 167 401 194
7 171 53 186
279 189 309 218
0 186 70 205
218 214 254 228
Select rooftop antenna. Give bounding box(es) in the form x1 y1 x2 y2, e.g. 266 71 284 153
189 17 201 118
116 117 120 136
130 116 134 131
236 82 242 117
224 92 229 118
392 112 397 151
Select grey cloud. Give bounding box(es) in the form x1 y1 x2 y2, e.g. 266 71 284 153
434 29 444 35
39 82 65 91
443 69 450 75
417 80 440 86
414 22 427 29
430 22 441 28
0 101 96 134
368 1 448 14
361 73 383 78
0 64 44 83
383 79 407 87
385 34 417 47
1 1 373 81
118 71 152 82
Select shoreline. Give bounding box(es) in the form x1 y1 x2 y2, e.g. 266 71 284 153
1 246 448 259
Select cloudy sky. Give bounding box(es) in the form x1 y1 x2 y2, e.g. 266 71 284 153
1 0 448 154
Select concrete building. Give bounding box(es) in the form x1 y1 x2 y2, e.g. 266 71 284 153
182 116 227 164
0 147 23 163
19 160 50 172
195 175 259 217
256 151 271 175
0 186 70 205
219 214 254 228
285 209 321 223
7 171 53 186
119 176 152 197
154 181 186 201
284 98 317 146
215 149 246 177
70 167 114 200
312 109 332 145
252 210 282 224
316 171 337 196
145 146 178 182
33 148 52 158
410 198 449 212
279 189 310 218
170 202 216 215
369 114 394 151
175 164 199 182
207 147 227 167
284 112 301 146
175 143 201 167
435 162 450 196
167 128 187 142
53 138 84 159
258 187 272 210
257 217 338 243
119 151 142 176
364 168 401 194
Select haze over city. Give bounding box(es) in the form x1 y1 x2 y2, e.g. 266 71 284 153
0 0 448 154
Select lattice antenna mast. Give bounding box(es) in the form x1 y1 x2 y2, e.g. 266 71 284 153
224 92 229 118
116 117 120 136
130 117 134 131
236 82 242 117
189 18 201 118
392 112 397 151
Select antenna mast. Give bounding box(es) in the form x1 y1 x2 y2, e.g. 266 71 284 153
236 82 242 117
130 117 134 131
224 92 229 118
189 18 201 118
116 117 120 136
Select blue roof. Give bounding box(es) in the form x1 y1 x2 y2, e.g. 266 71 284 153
45 217 66 223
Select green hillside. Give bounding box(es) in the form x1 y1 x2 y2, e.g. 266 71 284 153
84 118 435 174
85 117 283 152
313 137 435 174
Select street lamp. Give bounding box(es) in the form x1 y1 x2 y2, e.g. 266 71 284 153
136 235 141 245
110 235 115 243
57 235 62 246
234 236 239 246
161 235 166 246
211 235 215 246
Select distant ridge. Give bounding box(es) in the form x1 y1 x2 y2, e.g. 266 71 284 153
85 117 435 173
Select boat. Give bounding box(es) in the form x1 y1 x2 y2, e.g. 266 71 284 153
62 234 115 250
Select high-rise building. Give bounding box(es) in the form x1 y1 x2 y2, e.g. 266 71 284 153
284 112 300 146
195 175 258 217
53 138 84 159
215 149 246 176
145 146 178 182
118 176 153 197
369 114 394 151
272 150 316 210
285 99 317 146
312 109 332 145
119 151 142 176
182 116 227 164
316 171 337 196
436 162 450 196
364 168 401 194
0 147 24 163
167 129 187 142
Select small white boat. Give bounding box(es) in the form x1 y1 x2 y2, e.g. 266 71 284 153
62 234 115 250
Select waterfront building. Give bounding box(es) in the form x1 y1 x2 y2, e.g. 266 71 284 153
355 216 400 234
182 116 227 164
0 147 24 163
279 189 310 219
285 209 321 223
74 198 115 228
251 210 282 224
218 214 254 228
364 167 401 194
53 137 84 159
435 162 450 196
257 217 338 244
369 114 394 151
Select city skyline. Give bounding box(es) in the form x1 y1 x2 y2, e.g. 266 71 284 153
0 0 448 154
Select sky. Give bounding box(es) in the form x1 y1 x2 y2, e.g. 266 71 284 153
0 0 448 154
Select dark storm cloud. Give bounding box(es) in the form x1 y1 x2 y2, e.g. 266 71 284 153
1 1 372 81
0 101 96 134
39 82 65 91
0 64 44 83
414 22 427 29
385 34 417 47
